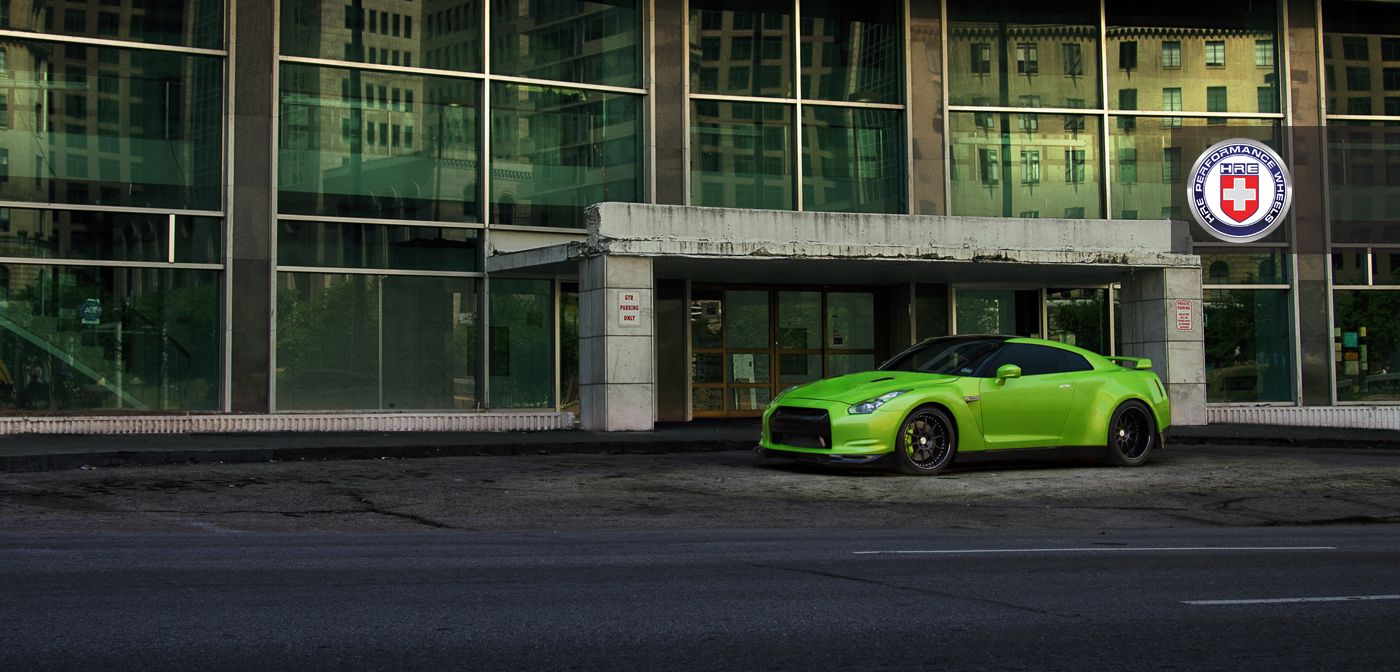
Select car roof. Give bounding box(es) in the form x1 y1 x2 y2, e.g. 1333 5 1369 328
924 334 1109 362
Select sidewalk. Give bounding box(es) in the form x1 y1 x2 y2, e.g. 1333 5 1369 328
0 420 1396 472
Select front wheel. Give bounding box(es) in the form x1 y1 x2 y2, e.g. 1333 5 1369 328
893 406 957 476
1106 401 1157 466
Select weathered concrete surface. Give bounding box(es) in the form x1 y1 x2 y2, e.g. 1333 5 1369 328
1120 267 1207 426
2 444 1396 534
578 255 655 431
582 203 1198 269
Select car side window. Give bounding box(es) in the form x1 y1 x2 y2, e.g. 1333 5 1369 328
980 343 1086 376
1059 350 1093 373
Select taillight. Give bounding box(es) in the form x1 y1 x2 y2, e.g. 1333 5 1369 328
1153 378 1166 398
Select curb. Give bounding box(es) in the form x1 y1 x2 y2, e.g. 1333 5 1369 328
1166 428 1400 451
3 426 1396 473
0 435 759 473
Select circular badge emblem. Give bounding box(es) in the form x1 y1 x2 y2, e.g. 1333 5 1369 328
1187 138 1292 243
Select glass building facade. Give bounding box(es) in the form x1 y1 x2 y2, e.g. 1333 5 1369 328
0 0 1393 421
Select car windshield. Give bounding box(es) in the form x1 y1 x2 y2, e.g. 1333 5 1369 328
879 337 1006 376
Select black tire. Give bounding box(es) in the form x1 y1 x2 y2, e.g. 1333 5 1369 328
1106 400 1157 467
893 406 957 476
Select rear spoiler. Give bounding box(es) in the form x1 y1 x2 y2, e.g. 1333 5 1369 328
1105 356 1153 370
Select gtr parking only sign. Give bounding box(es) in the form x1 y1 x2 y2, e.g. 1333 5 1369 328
1188 138 1293 243
617 291 642 327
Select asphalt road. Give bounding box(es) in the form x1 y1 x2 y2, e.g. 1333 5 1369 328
3 526 1399 671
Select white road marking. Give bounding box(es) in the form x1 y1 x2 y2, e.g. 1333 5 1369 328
852 546 1336 555
1184 594 1400 606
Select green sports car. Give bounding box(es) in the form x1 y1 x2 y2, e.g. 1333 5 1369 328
759 335 1171 475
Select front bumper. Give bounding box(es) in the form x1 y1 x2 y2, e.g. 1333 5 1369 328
760 398 903 457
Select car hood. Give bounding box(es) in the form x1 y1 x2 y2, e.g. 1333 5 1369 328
782 371 959 404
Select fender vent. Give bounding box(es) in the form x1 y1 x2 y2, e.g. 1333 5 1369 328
868 376 895 383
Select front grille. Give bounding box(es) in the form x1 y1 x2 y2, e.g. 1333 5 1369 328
769 407 832 449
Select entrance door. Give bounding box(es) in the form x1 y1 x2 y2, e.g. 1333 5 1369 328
690 287 880 417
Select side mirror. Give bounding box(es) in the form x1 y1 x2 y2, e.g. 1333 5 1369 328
996 364 1022 380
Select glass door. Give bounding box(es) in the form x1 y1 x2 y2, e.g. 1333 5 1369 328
689 286 881 417
776 291 823 391
724 289 772 415
690 288 726 417
825 292 877 375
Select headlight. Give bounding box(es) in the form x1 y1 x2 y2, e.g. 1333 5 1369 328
848 390 910 415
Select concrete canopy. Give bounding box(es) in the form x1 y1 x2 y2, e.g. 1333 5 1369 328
488 203 1204 431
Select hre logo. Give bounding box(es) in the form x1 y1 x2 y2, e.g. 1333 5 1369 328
1188 139 1293 243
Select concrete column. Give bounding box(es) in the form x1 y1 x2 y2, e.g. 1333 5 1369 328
578 255 655 431
1286 0 1333 406
1120 267 1206 426
229 0 276 412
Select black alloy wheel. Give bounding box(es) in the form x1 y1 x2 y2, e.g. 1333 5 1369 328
894 406 957 476
1107 401 1156 466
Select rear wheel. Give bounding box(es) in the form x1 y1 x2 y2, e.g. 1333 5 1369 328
1106 401 1156 466
893 406 957 476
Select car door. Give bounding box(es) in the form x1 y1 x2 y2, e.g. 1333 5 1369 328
976 343 1077 449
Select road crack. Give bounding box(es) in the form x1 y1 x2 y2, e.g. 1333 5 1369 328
345 491 456 529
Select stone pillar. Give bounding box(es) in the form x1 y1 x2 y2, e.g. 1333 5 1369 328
229 0 275 412
652 0 687 206
579 255 655 431
1120 267 1206 426
1287 0 1333 406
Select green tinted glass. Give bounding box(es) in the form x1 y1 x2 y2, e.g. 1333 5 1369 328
1326 123 1400 244
947 0 1101 108
492 1 640 87
0 264 220 413
1108 117 1280 231
175 217 222 265
276 273 479 410
725 290 770 349
10 1 224 49
801 0 902 104
1323 2 1400 119
1200 249 1289 285
281 0 478 71
949 112 1102 218
489 278 554 409
490 82 641 229
826 292 874 349
691 100 794 210
0 209 218 264
0 41 222 211
690 0 793 97
1107 0 1279 114
914 284 950 340
490 83 642 229
802 106 906 214
1204 289 1293 402
1046 288 1109 355
1334 289 1400 402
277 221 480 272
278 63 480 222
0 208 157 263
